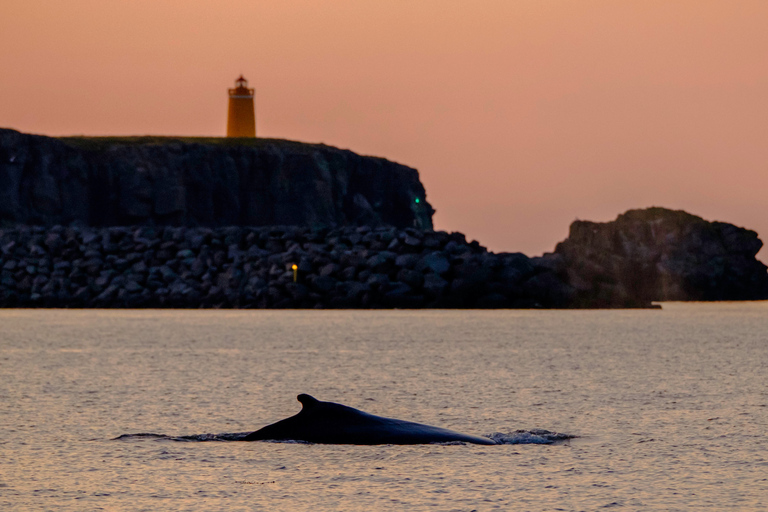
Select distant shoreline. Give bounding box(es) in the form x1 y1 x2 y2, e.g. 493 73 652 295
2 129 766 308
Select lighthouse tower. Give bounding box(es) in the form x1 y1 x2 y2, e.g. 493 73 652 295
226 75 256 138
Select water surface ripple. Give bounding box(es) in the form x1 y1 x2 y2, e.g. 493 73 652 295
1 304 766 510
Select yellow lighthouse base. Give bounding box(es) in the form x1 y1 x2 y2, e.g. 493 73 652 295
227 97 256 138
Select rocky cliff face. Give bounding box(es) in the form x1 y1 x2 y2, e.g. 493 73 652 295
0 128 434 230
555 207 768 305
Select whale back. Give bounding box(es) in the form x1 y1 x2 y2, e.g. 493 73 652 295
243 394 496 445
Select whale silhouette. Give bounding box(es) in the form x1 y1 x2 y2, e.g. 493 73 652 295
243 394 497 445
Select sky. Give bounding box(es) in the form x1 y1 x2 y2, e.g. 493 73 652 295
2 0 767 261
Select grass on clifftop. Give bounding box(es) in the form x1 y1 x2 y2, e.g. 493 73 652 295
57 135 335 154
54 134 405 164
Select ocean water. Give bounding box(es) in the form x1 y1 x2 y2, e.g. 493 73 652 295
1 304 766 511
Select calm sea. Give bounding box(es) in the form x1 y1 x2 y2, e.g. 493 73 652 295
1 305 766 511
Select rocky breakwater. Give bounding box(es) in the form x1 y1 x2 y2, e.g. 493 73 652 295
0 225 585 309
555 207 768 306
0 128 433 230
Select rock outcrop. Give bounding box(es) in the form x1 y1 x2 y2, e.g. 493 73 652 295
555 207 768 305
0 128 434 230
0 225 579 309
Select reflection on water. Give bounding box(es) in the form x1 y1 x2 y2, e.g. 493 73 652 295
1 303 767 510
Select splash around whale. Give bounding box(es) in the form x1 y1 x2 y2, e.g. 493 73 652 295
243 394 497 445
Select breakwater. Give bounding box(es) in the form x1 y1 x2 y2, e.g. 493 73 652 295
3 207 766 309
0 224 593 309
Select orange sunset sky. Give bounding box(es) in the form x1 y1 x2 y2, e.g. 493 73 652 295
2 1 767 261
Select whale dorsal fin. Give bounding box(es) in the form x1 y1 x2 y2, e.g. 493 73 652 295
297 394 320 409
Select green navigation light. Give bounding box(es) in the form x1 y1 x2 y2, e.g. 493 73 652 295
415 198 420 204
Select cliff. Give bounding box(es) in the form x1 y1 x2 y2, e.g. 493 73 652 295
0 128 434 230
555 207 768 305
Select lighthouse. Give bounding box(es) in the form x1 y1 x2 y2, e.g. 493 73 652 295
226 75 256 138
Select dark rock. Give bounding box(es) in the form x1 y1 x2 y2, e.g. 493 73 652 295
383 293 424 309
475 293 511 309
450 263 493 298
555 207 768 303
339 266 357 281
44 233 64 253
339 252 365 268
444 240 471 255
365 252 396 273
422 233 444 249
422 274 448 297
521 272 575 308
319 263 340 277
285 283 309 300
73 286 91 302
132 261 148 273
384 282 412 296
397 268 424 288
357 269 371 283
329 296 356 308
341 281 370 301
32 274 48 287
273 297 295 308
366 273 390 288
403 235 422 248
2 241 16 256
416 252 450 275
530 253 565 273
395 253 419 269
159 265 178 282
96 285 119 301
311 275 336 293
17 275 32 292
124 280 143 293
265 239 284 253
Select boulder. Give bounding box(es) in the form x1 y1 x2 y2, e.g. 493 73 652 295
416 252 450 275
397 268 424 289
422 274 448 297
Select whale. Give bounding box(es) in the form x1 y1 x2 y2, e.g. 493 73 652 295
242 394 497 445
